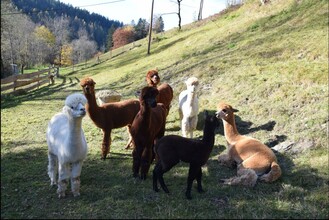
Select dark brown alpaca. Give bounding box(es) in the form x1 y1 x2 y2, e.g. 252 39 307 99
128 86 167 180
153 111 219 199
146 69 173 115
125 69 173 150
80 77 140 160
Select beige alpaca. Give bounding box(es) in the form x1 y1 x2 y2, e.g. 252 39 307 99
215 102 281 187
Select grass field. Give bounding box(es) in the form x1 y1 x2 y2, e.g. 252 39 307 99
1 0 328 218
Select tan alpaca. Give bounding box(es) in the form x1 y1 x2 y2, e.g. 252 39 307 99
215 102 281 187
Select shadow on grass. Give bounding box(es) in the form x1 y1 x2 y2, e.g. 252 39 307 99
194 109 276 138
1 136 327 218
206 145 328 218
1 76 82 109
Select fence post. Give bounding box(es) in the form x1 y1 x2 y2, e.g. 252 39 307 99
13 75 17 91
56 67 59 77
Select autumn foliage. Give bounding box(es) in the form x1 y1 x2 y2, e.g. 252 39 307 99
112 26 135 49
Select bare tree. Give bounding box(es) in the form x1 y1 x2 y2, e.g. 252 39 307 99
1 0 36 75
176 0 183 30
71 28 97 64
153 15 164 33
46 16 70 66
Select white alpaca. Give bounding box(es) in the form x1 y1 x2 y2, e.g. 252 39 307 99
46 93 88 198
178 77 200 138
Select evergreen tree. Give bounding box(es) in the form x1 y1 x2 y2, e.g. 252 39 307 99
134 18 149 41
106 24 116 51
153 16 164 33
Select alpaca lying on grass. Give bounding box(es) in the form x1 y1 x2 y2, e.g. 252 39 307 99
80 77 140 159
146 69 173 115
153 111 219 199
46 93 88 198
215 102 282 187
129 86 167 180
179 77 200 138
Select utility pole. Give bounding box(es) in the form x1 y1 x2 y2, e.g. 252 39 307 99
147 0 154 55
198 0 204 21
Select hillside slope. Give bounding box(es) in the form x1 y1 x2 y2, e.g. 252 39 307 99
1 0 328 218
74 0 328 148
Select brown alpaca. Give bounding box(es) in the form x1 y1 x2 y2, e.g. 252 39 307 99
146 69 173 115
128 86 167 180
215 102 281 187
125 69 173 150
80 77 140 160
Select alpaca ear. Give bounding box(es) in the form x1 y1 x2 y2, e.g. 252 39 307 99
232 108 239 113
204 110 209 119
62 106 71 114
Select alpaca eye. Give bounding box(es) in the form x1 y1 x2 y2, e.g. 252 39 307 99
71 106 74 109
222 109 227 113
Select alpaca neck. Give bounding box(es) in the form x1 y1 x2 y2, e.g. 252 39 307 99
222 115 240 144
67 117 84 148
84 91 102 125
202 124 215 147
140 102 151 123
85 92 98 112
186 91 197 106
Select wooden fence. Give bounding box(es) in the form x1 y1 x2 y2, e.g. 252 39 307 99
1 66 59 95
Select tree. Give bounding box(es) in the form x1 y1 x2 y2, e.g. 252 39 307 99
153 16 164 33
71 28 97 64
134 18 149 41
34 25 56 46
176 0 183 30
106 24 116 51
112 26 135 49
59 44 73 66
34 25 56 64
45 15 70 66
1 0 36 75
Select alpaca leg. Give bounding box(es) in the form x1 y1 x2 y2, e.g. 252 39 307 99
155 158 179 194
140 145 153 180
57 163 70 198
71 162 83 197
196 166 204 193
132 146 143 178
186 163 199 200
153 162 160 192
188 129 193 139
125 126 134 150
220 166 258 187
48 153 58 186
101 130 111 160
181 117 188 137
157 163 171 194
259 161 281 183
190 116 198 139
71 177 81 197
57 179 68 199
218 153 236 168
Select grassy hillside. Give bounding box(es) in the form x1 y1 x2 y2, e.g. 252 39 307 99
1 0 328 218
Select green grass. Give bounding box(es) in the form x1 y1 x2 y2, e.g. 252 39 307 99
1 0 328 218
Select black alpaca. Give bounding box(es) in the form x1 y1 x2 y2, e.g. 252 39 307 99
153 111 219 199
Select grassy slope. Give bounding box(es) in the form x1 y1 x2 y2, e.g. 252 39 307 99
1 0 328 218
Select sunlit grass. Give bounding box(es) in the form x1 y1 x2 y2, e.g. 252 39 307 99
1 0 328 218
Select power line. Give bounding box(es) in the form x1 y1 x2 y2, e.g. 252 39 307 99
73 0 126 8
1 0 126 16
